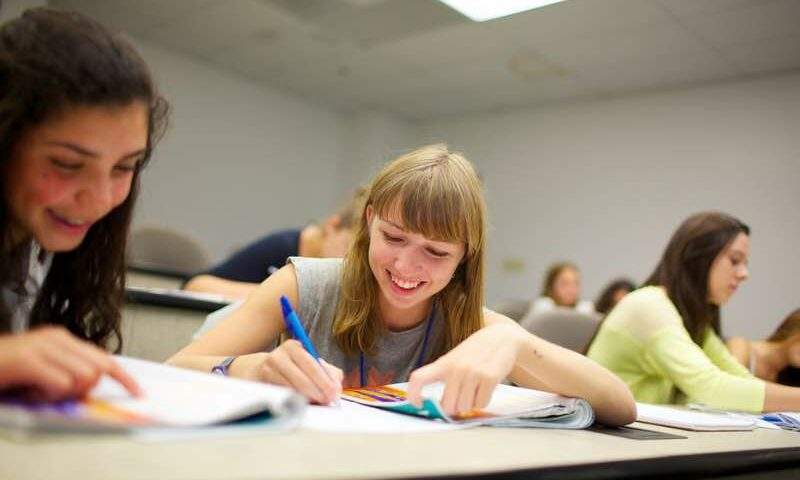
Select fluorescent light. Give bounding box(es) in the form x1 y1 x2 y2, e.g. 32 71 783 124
437 0 567 22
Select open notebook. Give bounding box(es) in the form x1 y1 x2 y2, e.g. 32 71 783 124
342 382 594 429
0 356 306 434
635 403 756 431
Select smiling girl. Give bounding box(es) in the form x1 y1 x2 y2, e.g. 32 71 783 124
0 8 168 401
169 144 635 426
587 212 800 412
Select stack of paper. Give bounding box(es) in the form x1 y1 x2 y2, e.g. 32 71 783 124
636 403 756 431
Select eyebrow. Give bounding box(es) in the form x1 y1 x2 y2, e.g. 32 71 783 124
45 141 146 161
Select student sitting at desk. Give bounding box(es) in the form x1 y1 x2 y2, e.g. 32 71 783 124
727 309 800 386
169 144 636 426
182 187 366 300
530 262 595 316
587 212 800 412
0 8 168 401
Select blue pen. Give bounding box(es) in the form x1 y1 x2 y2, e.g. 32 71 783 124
279 295 340 405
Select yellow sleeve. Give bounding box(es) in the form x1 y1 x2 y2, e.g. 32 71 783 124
703 330 754 378
645 326 765 412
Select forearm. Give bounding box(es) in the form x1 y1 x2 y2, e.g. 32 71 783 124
183 275 258 300
166 351 267 381
510 331 636 426
763 382 800 412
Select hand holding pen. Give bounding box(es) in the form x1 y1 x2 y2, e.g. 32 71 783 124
260 295 342 405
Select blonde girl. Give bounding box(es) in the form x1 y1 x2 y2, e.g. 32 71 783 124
168 145 635 425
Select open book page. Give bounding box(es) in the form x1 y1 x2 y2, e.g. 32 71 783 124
0 356 306 434
341 382 594 428
636 403 756 431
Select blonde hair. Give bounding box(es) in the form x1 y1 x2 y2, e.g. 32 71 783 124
333 144 487 359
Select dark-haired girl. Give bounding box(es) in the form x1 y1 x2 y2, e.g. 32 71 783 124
0 8 168 401
594 278 636 316
588 212 800 412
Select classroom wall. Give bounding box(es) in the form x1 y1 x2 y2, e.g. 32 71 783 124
0 0 45 22
132 40 353 262
420 72 800 339
343 110 420 188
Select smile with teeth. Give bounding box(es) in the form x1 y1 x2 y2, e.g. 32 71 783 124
56 215 87 226
49 210 90 227
390 272 423 290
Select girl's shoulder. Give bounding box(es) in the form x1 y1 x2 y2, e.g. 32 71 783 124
531 296 555 313
288 256 342 279
603 286 683 336
576 300 595 314
617 286 671 310
286 257 343 321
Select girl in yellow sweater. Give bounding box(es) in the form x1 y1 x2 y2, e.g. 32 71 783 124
588 212 800 412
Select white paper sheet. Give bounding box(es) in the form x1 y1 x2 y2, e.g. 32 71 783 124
301 400 463 433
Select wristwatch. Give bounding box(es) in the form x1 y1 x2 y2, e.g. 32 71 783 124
211 356 237 376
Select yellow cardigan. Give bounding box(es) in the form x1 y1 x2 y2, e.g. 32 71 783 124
587 286 765 412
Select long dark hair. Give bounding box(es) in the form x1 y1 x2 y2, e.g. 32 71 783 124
0 8 169 349
594 278 637 315
644 212 749 344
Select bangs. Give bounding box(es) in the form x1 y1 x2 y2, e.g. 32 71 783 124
370 160 480 252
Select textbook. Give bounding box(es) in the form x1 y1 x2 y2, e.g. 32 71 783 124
0 356 305 434
341 382 594 429
635 403 756 431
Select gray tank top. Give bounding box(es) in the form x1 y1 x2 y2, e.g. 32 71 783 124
289 257 444 388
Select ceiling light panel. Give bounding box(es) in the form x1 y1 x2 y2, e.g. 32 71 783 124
437 0 568 22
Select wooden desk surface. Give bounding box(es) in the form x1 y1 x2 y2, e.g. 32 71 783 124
4 422 800 480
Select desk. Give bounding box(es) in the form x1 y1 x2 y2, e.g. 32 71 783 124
3 423 799 480
121 268 230 362
127 267 187 290
120 302 208 362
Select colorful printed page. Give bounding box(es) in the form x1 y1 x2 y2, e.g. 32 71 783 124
342 383 594 428
0 356 306 434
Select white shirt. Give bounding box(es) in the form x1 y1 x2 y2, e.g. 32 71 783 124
530 296 595 317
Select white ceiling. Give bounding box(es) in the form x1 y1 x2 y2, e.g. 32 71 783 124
49 0 800 120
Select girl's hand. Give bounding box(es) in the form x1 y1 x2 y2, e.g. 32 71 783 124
238 339 343 405
406 323 523 416
0 326 141 402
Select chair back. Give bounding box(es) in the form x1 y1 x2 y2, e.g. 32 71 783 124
492 298 532 322
128 226 211 276
519 309 601 352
